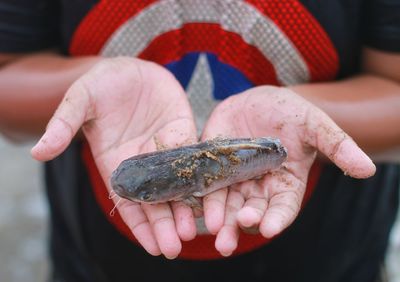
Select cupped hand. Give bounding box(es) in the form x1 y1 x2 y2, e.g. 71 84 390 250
201 86 376 256
31 57 198 259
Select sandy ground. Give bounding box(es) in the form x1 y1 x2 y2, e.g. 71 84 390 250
0 138 48 282
0 137 399 282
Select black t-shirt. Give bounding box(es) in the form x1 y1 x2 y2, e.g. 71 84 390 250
1 1 400 282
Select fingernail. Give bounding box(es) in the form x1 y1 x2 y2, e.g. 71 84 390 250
164 254 178 260
31 131 49 159
220 251 233 257
261 220 282 238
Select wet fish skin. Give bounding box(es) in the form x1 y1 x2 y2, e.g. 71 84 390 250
111 137 287 204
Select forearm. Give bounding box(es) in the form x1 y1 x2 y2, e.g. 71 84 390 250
291 74 400 154
0 51 100 142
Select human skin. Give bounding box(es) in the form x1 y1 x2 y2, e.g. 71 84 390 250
0 48 399 258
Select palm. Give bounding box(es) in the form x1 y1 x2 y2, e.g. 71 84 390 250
32 58 198 258
201 86 375 256
79 59 195 186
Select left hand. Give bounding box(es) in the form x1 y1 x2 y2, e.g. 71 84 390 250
201 86 376 256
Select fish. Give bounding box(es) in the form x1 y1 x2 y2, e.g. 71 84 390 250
110 137 287 206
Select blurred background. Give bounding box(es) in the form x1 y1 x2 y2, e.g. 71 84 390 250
0 136 399 282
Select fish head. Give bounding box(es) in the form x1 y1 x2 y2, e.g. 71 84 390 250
110 159 191 204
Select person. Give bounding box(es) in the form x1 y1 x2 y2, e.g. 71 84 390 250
0 0 399 281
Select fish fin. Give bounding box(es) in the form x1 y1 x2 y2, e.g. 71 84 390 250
182 196 203 210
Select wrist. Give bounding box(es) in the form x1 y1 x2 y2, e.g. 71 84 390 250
286 76 400 155
0 53 102 142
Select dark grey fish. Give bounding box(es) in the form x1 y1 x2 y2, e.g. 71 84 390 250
111 137 287 205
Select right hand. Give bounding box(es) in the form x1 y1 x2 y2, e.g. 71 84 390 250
31 57 198 259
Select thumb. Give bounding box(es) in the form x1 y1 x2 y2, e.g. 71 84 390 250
307 108 376 179
31 81 92 161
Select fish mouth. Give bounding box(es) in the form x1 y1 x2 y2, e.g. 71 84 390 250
112 183 132 199
112 187 142 203
112 185 156 204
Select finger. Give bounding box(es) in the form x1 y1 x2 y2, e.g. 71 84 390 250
307 109 376 178
215 190 244 257
203 188 228 234
201 105 231 234
259 171 305 238
142 203 182 259
237 198 268 229
235 181 268 229
155 116 198 242
31 81 92 161
118 200 161 256
171 201 196 241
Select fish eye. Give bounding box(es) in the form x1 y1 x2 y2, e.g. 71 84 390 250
139 191 153 201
